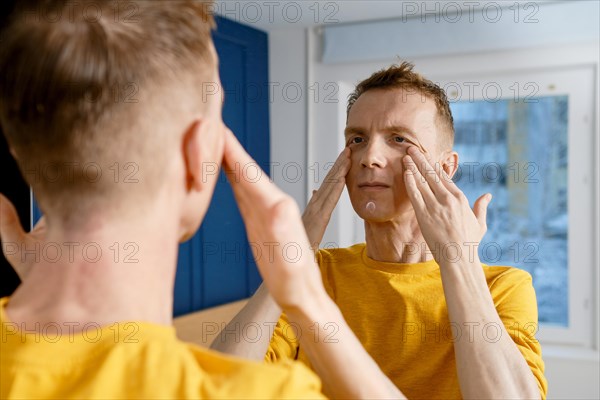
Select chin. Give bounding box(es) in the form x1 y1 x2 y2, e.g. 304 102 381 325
359 213 394 223
351 201 393 223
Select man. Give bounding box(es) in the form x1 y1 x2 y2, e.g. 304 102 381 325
0 1 406 398
212 63 547 399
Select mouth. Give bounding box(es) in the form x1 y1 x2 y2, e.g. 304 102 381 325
358 182 390 191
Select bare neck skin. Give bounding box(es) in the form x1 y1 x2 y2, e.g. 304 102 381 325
364 208 433 264
5 197 181 331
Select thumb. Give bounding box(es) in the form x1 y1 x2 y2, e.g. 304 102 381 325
0 193 26 244
473 193 492 231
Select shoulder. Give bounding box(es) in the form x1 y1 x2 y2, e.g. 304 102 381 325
481 265 538 316
482 264 533 291
314 244 366 301
316 243 365 266
186 344 324 398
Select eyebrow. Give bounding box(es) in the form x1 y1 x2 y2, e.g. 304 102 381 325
344 125 418 140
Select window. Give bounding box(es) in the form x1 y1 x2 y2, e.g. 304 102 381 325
439 66 596 347
451 96 569 326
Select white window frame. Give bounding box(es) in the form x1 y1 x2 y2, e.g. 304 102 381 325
433 66 595 348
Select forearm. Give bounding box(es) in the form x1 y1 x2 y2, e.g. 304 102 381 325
439 259 540 399
287 295 405 399
210 283 281 360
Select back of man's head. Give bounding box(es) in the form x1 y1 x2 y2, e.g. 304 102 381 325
0 0 216 222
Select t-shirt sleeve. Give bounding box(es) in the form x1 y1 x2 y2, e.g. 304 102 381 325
490 268 548 399
188 342 325 398
264 312 300 363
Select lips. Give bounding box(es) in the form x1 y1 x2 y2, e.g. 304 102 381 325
358 181 390 189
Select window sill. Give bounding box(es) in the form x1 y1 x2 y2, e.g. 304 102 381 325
541 344 600 361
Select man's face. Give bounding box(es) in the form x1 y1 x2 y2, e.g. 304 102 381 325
345 88 441 222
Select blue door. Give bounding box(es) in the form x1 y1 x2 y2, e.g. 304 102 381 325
172 17 270 316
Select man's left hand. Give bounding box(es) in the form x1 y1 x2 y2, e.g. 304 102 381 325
402 146 491 264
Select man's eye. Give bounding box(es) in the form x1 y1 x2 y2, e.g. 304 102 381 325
349 137 364 145
394 136 406 143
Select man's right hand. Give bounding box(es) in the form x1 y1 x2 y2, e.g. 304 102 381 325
221 127 326 312
0 193 47 281
221 128 404 398
302 148 350 251
211 145 351 358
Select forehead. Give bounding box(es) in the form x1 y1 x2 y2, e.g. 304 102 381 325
347 88 439 144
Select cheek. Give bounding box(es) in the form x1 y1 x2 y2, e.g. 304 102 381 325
392 155 407 178
392 159 409 199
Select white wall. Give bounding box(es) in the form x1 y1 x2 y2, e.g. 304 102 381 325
268 29 308 208
544 349 600 399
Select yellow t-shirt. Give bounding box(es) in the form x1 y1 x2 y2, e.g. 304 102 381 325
266 244 548 400
0 297 324 399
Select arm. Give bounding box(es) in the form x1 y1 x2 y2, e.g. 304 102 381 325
210 148 350 360
440 263 545 399
210 283 282 360
222 128 404 398
403 146 541 399
439 258 541 399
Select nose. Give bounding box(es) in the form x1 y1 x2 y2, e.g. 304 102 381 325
360 138 387 169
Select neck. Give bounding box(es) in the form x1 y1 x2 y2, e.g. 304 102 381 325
364 210 433 263
5 207 181 330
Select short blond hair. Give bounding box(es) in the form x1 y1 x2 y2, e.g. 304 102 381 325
0 0 216 217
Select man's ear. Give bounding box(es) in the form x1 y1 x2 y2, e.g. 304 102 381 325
182 119 209 192
440 150 459 179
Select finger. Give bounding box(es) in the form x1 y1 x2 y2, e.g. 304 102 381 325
438 164 463 197
322 157 351 201
222 128 285 208
403 167 428 215
0 193 25 244
403 155 436 207
323 147 351 184
407 146 448 197
473 193 492 231
318 148 350 202
309 148 350 210
222 126 255 171
419 149 459 196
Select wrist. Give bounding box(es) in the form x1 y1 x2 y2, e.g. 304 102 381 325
436 241 481 269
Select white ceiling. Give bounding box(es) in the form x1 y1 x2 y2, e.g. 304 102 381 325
213 0 567 31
